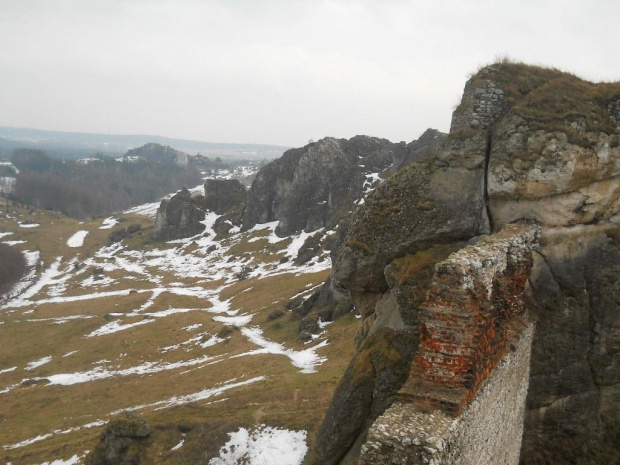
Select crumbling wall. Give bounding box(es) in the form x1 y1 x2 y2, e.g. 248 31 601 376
359 319 533 465
358 222 539 465
450 81 505 131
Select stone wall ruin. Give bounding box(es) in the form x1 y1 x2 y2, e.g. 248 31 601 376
358 222 540 465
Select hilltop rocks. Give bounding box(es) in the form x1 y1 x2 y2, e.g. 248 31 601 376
123 143 231 171
124 143 191 166
202 179 247 237
152 187 205 241
386 128 447 175
243 130 445 235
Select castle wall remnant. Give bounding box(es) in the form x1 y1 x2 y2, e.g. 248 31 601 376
359 319 533 465
450 82 505 131
358 222 539 465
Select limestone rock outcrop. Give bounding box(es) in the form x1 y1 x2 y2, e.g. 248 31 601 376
152 187 205 241
85 413 151 465
203 179 246 215
314 62 620 464
242 130 445 236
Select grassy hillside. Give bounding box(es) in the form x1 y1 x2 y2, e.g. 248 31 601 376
0 199 357 464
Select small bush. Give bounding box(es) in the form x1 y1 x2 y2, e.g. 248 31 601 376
217 327 234 338
0 243 27 295
126 223 141 235
268 309 285 320
108 228 127 244
344 238 373 254
235 266 252 281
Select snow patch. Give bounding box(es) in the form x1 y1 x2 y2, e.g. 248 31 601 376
209 425 307 465
99 217 118 229
66 231 89 248
25 356 52 371
233 326 328 374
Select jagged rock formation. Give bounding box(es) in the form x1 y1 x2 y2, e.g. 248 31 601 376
313 63 620 465
152 187 205 241
204 179 247 236
242 129 446 235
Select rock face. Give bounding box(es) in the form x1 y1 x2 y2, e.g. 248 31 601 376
242 130 446 235
152 187 205 241
314 62 620 464
203 179 246 215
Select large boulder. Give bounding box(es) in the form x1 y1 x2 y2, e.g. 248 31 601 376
152 187 205 241
85 413 151 465
203 179 246 214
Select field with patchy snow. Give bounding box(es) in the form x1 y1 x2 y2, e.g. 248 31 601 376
0 182 357 464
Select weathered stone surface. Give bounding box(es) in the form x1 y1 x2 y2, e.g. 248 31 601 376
243 130 445 236
203 179 246 215
332 131 489 336
385 128 447 175
399 222 539 415
488 115 620 229
521 223 620 463
311 328 418 465
152 187 205 241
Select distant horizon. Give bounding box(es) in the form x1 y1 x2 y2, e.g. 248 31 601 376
0 125 291 150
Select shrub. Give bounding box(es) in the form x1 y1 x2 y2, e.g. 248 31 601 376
235 266 252 281
0 244 26 295
268 309 285 320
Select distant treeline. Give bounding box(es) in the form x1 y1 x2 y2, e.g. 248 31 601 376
10 149 202 218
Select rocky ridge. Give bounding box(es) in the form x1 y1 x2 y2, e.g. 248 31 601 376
242 130 446 236
123 143 230 171
313 62 620 464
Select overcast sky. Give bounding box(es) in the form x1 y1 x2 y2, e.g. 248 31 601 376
1 0 619 147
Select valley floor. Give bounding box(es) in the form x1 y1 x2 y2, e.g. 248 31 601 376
0 188 356 464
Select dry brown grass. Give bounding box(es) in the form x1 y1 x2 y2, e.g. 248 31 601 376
471 61 620 137
0 206 356 464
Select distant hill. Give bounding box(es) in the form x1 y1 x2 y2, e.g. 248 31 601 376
0 126 288 160
123 143 230 171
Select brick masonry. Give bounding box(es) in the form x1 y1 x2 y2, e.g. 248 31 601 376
359 319 534 465
357 222 540 464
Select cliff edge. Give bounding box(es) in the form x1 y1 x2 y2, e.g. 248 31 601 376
313 62 620 465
